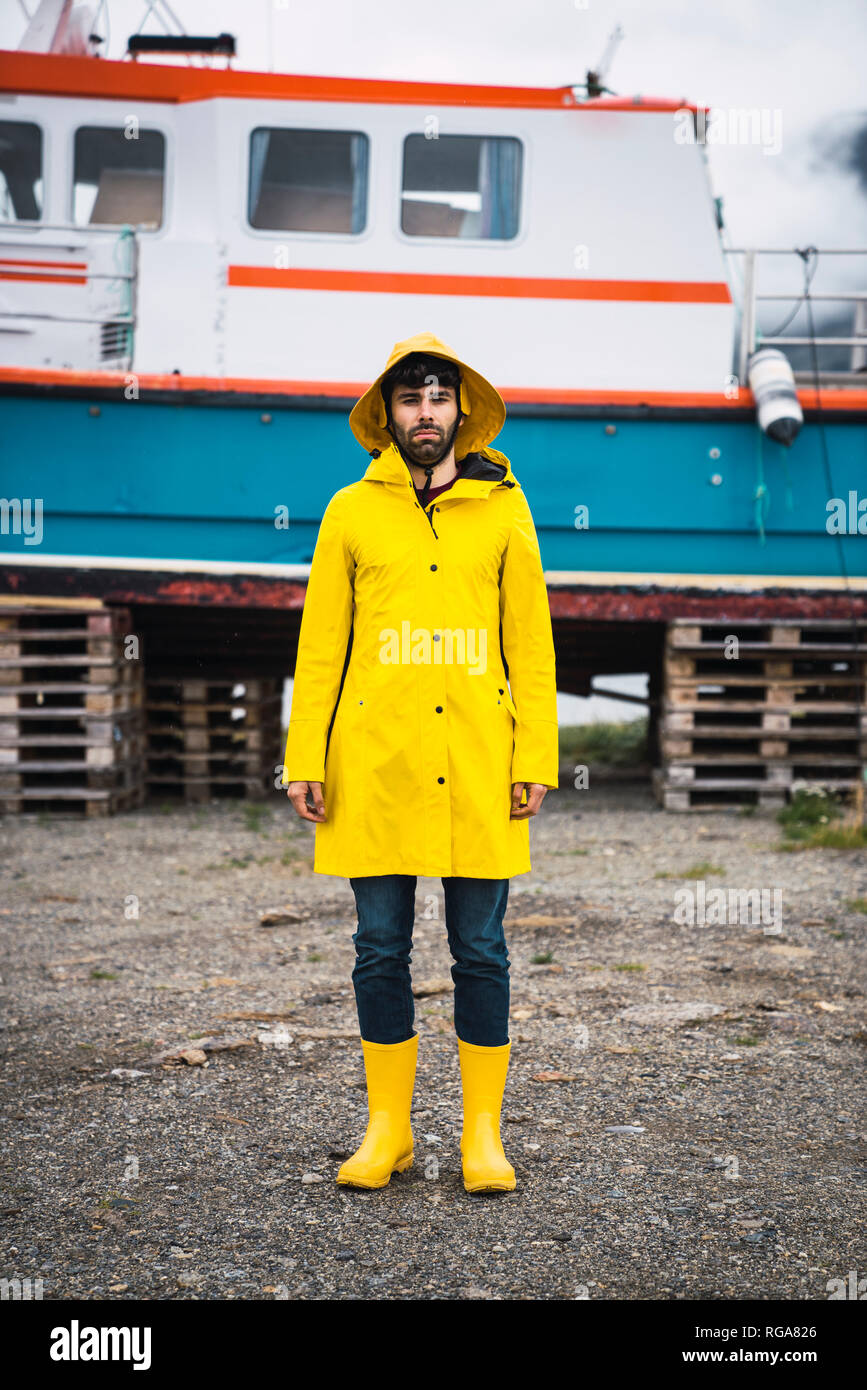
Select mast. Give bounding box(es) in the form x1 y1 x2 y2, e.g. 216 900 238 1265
19 0 100 56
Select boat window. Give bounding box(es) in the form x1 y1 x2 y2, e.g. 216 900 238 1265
0 121 43 223
401 134 522 238
248 128 369 233
73 126 165 228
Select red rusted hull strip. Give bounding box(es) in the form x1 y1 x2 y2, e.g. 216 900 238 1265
2 566 865 620
546 588 867 621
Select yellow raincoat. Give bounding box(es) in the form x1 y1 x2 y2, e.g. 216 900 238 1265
282 332 558 878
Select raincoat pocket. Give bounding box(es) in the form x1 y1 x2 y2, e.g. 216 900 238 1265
326 690 368 830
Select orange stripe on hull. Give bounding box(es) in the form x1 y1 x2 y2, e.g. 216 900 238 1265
0 270 87 284
0 258 87 271
227 264 732 304
1 365 866 412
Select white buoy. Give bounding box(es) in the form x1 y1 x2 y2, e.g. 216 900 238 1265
748 347 804 445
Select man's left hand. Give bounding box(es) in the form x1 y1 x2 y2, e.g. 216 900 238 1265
510 782 548 819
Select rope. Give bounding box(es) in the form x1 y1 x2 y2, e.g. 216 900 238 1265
753 428 769 545
779 441 795 512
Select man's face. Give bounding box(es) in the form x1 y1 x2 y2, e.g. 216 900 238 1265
388 380 463 464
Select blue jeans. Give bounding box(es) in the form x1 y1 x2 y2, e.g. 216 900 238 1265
348 875 511 1047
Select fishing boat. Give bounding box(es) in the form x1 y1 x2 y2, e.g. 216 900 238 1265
1 1 865 809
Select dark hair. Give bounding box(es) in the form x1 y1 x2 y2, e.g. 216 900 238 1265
380 352 462 421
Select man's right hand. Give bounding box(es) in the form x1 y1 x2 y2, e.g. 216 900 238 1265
286 781 326 823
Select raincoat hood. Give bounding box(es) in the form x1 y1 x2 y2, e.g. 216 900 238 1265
348 331 507 460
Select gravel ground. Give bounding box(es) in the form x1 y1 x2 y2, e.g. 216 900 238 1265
1 777 865 1302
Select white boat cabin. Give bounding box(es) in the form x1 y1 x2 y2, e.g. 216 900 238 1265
0 51 734 395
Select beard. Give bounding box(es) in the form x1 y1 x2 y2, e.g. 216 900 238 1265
392 411 463 467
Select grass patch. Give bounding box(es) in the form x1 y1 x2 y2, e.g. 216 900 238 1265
307 953 324 963
559 718 648 767
531 950 555 964
845 897 867 914
241 803 270 834
777 786 838 836
89 969 117 981
99 1193 138 1210
654 862 725 880
774 787 867 850
206 851 282 870
729 1035 761 1046
779 824 867 852
613 962 646 973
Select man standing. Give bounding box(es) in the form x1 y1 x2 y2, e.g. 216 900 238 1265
284 331 558 1193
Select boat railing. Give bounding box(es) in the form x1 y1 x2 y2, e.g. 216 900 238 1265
0 222 139 371
724 246 867 387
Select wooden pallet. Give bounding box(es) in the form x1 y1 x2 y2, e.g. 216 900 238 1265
0 783 146 818
146 772 276 803
0 727 146 769
0 604 147 816
656 619 867 810
144 676 282 802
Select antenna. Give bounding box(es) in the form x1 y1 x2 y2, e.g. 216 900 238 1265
585 23 624 98
133 0 187 39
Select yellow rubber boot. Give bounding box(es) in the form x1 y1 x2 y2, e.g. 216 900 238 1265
336 1033 418 1189
458 1038 516 1193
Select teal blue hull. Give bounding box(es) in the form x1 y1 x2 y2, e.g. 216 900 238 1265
2 394 865 578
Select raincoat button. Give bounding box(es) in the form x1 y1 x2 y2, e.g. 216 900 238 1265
433 634 440 642
437 776 445 784
498 688 504 694
430 564 437 571
435 706 442 713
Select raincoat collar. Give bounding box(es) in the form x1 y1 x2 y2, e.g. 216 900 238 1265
362 440 517 499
